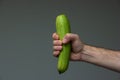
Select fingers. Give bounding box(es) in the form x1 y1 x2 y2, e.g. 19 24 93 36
53 40 62 46
52 33 62 51
53 51 60 57
53 43 62 57
52 33 62 57
53 46 62 51
52 33 80 44
52 33 59 40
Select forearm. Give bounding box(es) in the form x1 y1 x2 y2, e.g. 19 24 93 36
81 44 120 72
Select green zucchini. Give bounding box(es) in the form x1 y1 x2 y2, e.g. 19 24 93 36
56 14 71 74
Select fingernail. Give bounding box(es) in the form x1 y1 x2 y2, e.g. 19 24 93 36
63 39 67 43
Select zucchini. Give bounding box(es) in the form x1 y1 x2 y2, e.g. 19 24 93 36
56 14 71 74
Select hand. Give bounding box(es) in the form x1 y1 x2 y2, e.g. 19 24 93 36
52 33 84 61
52 33 120 72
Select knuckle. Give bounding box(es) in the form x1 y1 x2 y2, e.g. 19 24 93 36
52 33 56 38
74 34 79 39
53 40 62 45
54 46 62 50
66 33 71 37
53 40 56 45
52 33 59 40
53 46 57 50
53 51 59 57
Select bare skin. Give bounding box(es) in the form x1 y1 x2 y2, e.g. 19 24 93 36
52 33 120 72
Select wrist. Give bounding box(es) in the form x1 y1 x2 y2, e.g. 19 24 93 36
80 44 100 63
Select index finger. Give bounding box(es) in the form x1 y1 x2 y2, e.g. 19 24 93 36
52 33 59 40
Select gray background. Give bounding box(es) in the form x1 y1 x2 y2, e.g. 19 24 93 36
0 0 120 80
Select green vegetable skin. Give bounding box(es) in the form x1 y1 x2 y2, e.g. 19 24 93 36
56 14 71 74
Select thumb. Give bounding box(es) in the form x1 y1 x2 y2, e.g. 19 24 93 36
62 33 79 44
62 33 83 53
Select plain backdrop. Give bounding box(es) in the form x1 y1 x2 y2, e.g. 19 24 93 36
0 0 120 80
